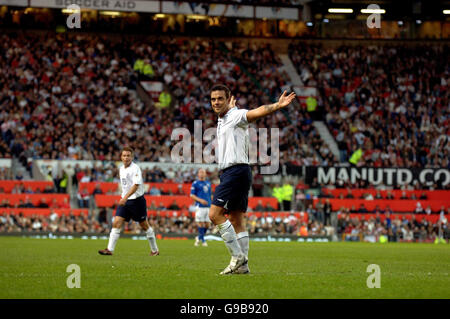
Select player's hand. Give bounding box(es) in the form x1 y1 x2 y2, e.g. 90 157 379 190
277 91 296 108
228 95 236 108
200 199 208 205
118 198 127 206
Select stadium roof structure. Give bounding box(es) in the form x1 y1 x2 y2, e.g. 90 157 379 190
307 0 450 22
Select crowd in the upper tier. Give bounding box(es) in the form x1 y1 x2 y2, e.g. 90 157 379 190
289 42 449 168
0 31 327 172
0 31 448 172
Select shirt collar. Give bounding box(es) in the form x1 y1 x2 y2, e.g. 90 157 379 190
219 106 236 119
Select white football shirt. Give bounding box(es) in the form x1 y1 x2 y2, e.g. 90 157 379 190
119 162 144 199
217 107 249 170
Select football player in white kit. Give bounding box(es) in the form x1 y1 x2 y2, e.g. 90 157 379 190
99 147 159 256
208 84 296 274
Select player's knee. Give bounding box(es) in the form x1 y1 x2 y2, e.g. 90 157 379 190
112 220 122 229
208 211 216 223
145 227 154 237
209 210 221 224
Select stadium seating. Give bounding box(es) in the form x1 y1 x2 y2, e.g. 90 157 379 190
247 211 309 222
340 213 448 224
321 189 449 200
0 181 54 193
0 194 70 206
289 42 449 167
79 182 217 195
313 198 447 212
95 194 279 210
0 208 88 217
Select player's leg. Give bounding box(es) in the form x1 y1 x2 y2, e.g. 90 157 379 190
209 204 245 274
134 196 159 255
229 211 248 255
139 219 159 255
227 165 252 274
202 219 210 246
197 221 204 244
194 207 201 246
99 215 125 255
198 208 209 245
229 211 250 274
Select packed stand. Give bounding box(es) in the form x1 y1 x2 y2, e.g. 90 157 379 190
0 31 323 171
289 42 450 168
1 207 447 242
131 38 307 168
336 210 448 242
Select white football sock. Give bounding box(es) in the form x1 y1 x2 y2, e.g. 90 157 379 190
236 231 249 259
217 220 243 257
107 228 121 252
146 227 158 252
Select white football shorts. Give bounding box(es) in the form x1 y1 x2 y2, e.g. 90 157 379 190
195 207 211 223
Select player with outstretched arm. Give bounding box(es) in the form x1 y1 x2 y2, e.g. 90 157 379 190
209 84 296 275
99 146 159 256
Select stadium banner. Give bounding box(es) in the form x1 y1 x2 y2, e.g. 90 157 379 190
0 0 28 6
255 6 299 20
305 167 450 187
0 158 12 168
293 86 317 106
140 80 163 102
162 2 253 18
30 0 159 13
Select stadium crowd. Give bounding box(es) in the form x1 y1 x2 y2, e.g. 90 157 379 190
289 42 449 168
0 31 334 174
0 207 447 242
2 32 447 172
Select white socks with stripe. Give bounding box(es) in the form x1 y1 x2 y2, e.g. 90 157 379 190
107 228 121 252
217 220 243 257
236 231 249 259
146 227 158 252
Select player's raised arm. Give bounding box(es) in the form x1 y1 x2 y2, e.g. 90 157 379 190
246 90 296 123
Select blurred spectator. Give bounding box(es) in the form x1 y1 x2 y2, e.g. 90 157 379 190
168 200 180 210
77 187 90 208
323 199 332 226
254 200 265 211
252 169 264 197
149 186 161 196
60 198 71 209
37 198 49 208
281 180 293 211
43 185 54 194
272 184 283 210
92 184 103 195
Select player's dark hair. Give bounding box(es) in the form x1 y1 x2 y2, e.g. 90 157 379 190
210 84 231 99
121 146 134 156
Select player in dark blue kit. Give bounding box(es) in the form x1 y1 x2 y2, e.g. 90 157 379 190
190 169 212 247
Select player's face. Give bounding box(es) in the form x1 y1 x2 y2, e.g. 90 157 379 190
198 169 206 180
121 151 133 166
210 90 230 115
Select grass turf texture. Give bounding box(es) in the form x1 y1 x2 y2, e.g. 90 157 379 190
0 237 449 299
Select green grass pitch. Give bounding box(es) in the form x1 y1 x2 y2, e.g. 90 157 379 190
0 237 449 299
